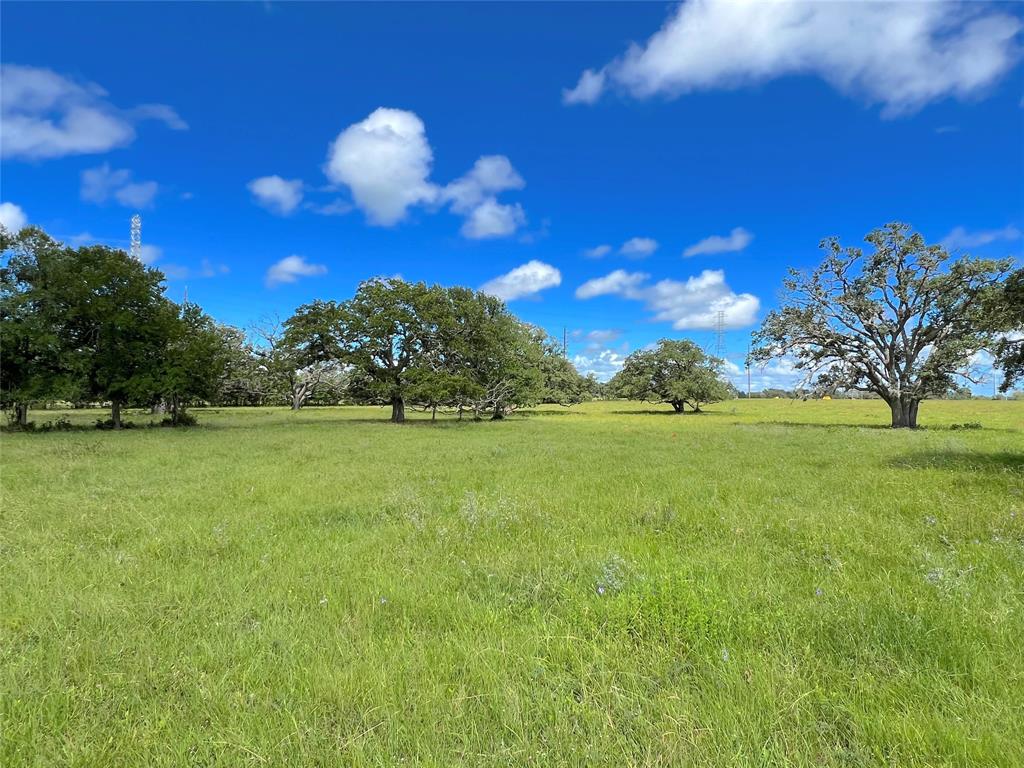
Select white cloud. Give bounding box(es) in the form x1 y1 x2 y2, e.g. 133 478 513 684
562 69 607 106
572 349 626 382
138 244 162 265
324 108 439 226
324 109 527 237
0 202 28 232
444 155 527 239
266 255 328 287
564 1 1021 116
480 260 561 301
576 269 650 300
461 199 526 239
583 244 612 259
620 237 658 258
444 155 524 213
941 224 1022 250
576 268 759 330
248 175 304 215
1 64 186 160
81 164 159 208
584 329 621 346
683 226 753 257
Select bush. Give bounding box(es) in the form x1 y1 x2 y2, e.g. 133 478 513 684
95 418 137 430
38 417 74 432
950 422 983 431
160 411 199 427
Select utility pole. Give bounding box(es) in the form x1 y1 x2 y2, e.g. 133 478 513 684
563 326 567 358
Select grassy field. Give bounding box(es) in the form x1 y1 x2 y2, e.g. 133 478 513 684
2 399 1022 767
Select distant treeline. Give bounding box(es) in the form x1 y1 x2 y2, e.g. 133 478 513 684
1 227 608 428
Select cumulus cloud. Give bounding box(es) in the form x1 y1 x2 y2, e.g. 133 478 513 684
683 226 753 257
444 155 527 239
480 260 561 301
562 68 607 106
620 237 658 258
576 268 759 330
324 108 439 226
563 0 1021 116
248 175 304 215
941 224 1022 250
575 269 650 300
444 155 524 213
80 164 159 208
1 64 187 160
461 199 526 239
265 255 328 287
583 244 612 259
572 349 626 381
0 202 28 232
324 109 527 237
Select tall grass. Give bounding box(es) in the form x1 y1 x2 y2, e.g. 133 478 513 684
2 399 1021 766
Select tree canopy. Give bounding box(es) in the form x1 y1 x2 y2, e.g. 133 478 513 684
751 222 1012 427
609 339 732 413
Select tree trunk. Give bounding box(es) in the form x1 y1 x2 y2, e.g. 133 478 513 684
14 403 28 427
888 396 920 428
671 401 685 413
171 394 181 426
391 395 405 423
111 400 122 430
491 404 505 420
431 404 437 422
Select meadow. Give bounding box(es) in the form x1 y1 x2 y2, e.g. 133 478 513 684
1 399 1022 767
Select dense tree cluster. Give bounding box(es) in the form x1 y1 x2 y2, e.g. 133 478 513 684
0 226 590 427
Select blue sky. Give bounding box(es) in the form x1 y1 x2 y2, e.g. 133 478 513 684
2 1 1022 390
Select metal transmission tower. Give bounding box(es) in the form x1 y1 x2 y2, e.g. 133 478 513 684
129 214 142 261
714 310 726 358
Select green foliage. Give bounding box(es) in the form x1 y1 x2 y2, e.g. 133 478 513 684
752 222 1012 427
157 303 233 425
986 268 1023 392
610 338 732 412
0 227 81 424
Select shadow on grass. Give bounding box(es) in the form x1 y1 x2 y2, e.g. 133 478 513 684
889 451 1024 474
608 409 729 417
748 420 1019 433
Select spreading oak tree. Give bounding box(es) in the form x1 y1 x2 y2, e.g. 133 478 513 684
751 223 1012 427
610 339 732 413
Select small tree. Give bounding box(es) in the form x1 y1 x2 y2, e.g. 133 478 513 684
610 339 731 412
539 342 591 406
751 223 1012 428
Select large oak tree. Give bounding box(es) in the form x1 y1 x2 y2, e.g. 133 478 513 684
751 223 1011 428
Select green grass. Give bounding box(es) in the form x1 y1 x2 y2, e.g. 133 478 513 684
2 399 1022 766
